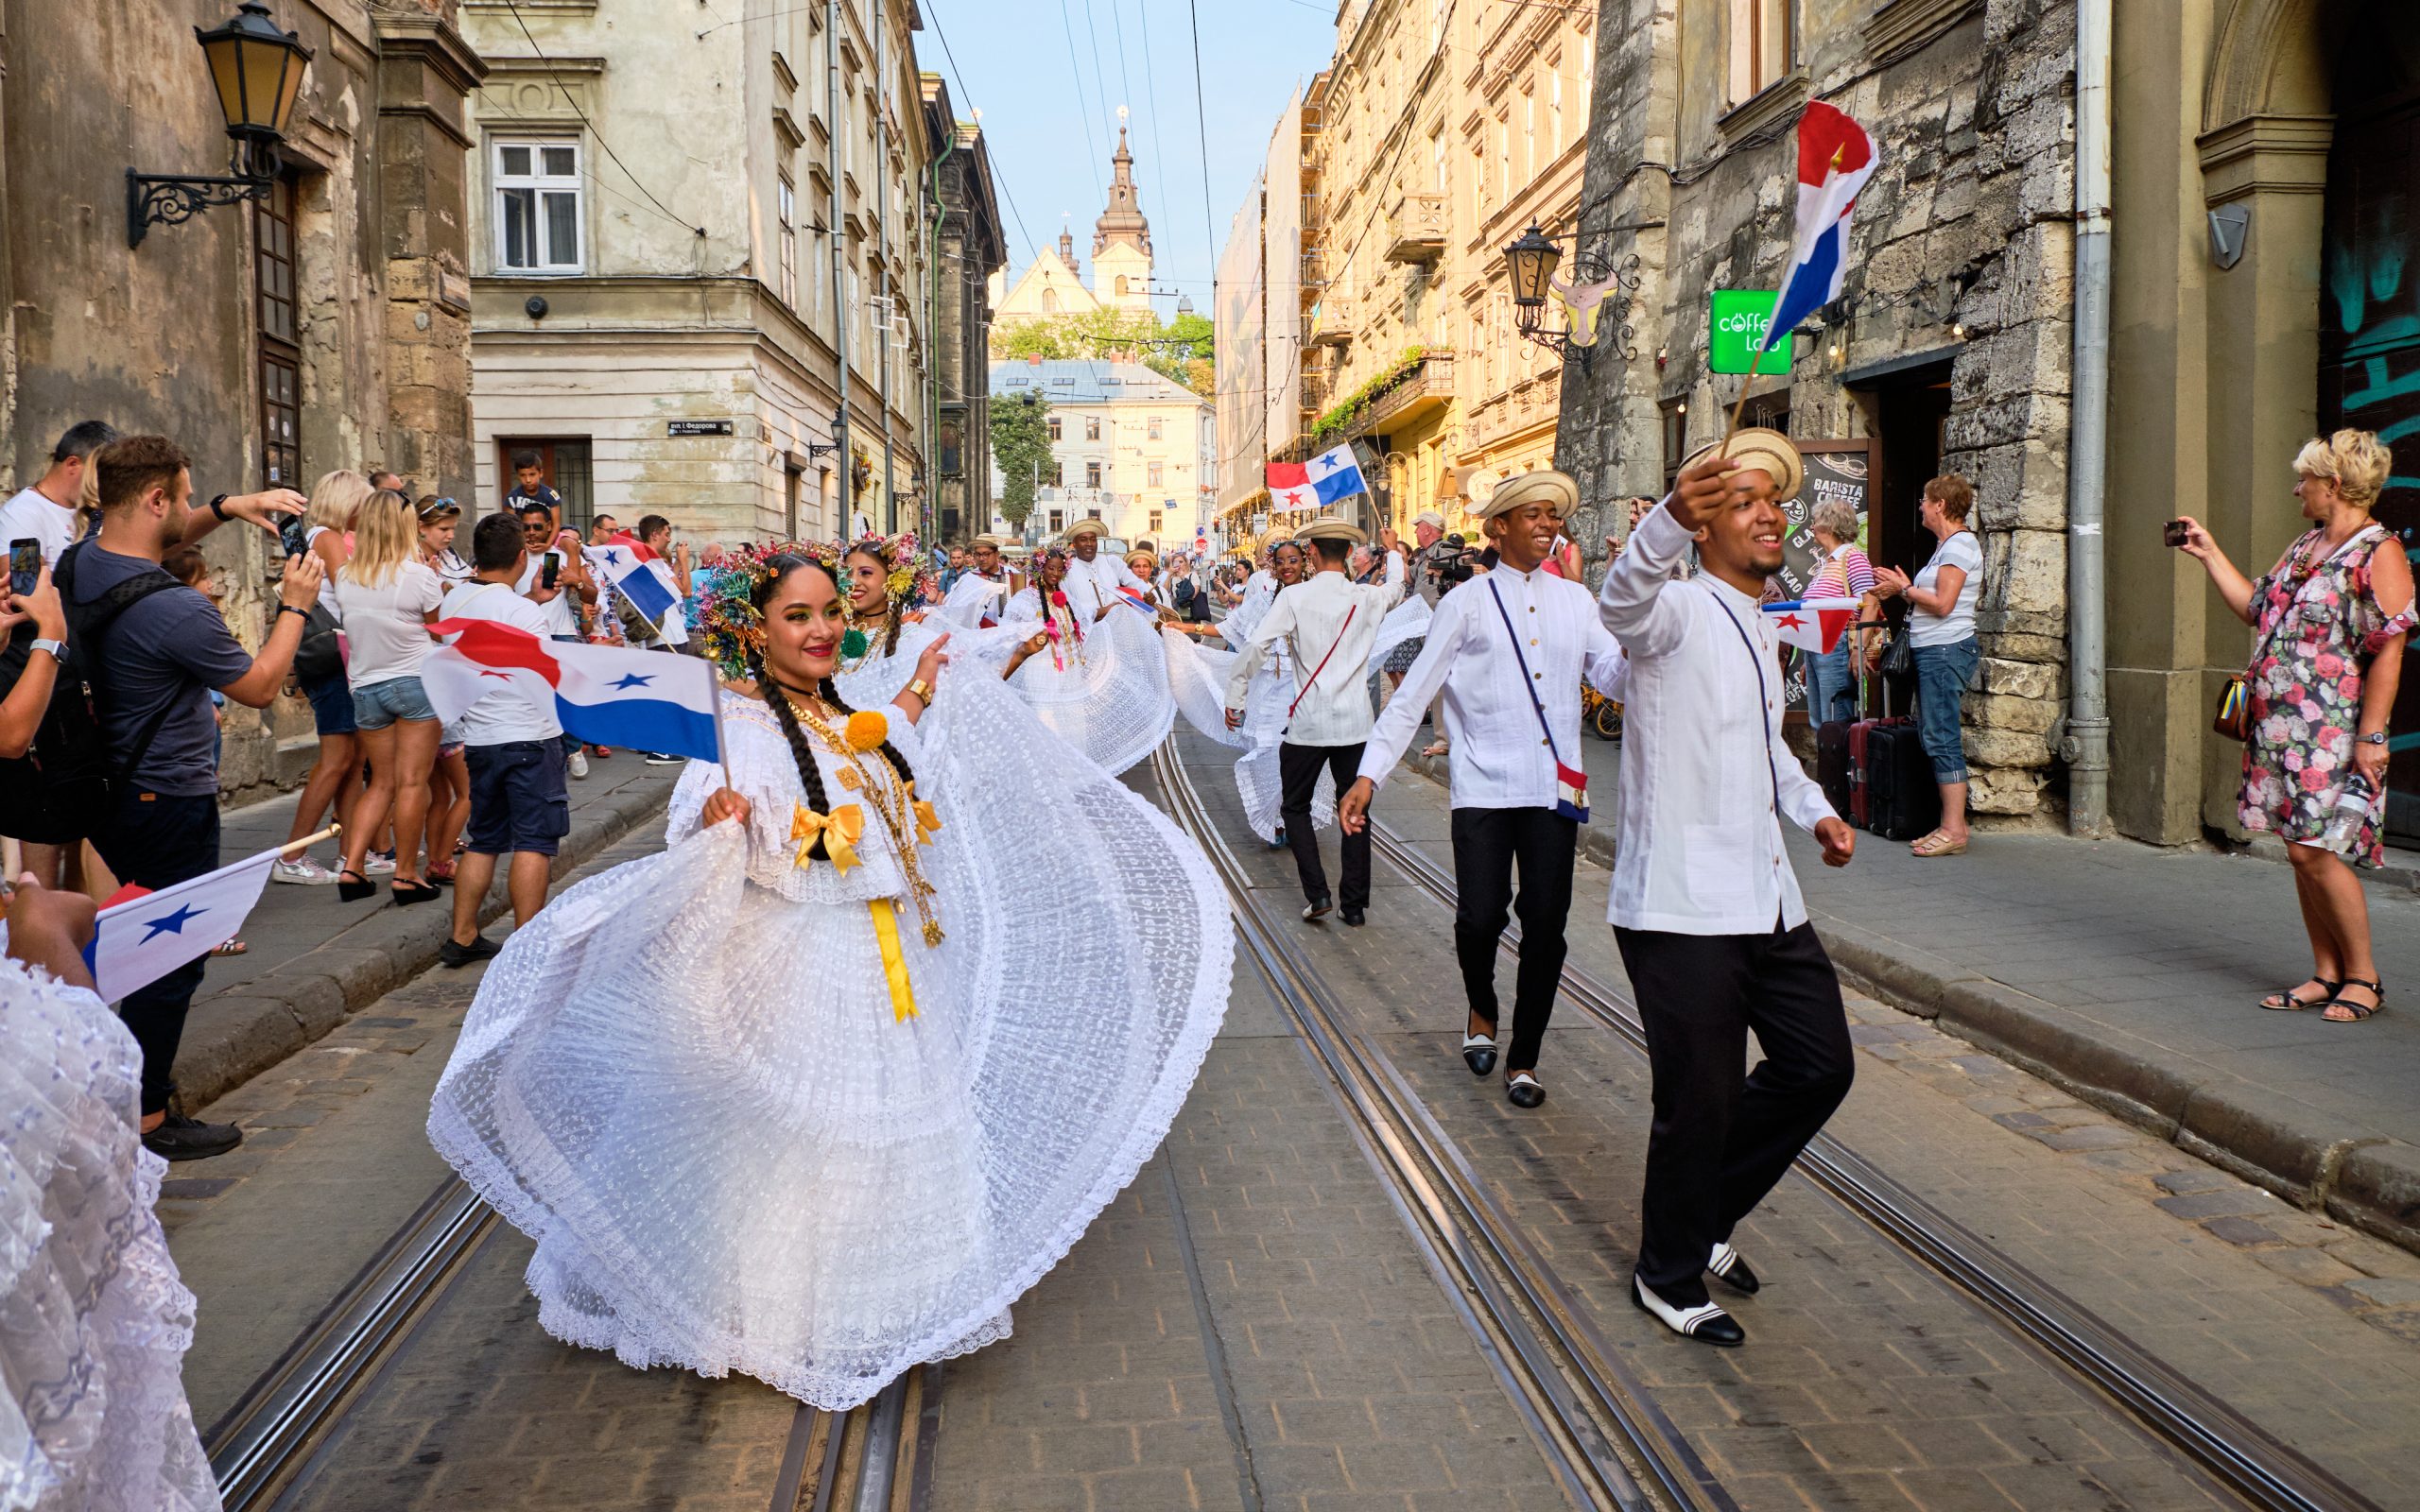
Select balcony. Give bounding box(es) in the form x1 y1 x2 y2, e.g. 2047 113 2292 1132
1382 193 1447 265
1307 295 1358 349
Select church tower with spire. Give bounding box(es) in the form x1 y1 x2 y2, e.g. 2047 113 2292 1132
1092 115 1153 314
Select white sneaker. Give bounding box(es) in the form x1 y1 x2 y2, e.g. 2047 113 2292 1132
271 856 337 885
569 748 591 780
364 850 397 877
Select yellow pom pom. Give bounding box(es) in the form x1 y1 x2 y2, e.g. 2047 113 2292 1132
843 709 890 752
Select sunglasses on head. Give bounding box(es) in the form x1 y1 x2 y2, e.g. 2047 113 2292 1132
418 496 458 518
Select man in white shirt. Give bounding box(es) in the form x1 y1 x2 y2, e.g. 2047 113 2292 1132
1224 515 1406 921
1597 429 1858 1348
0 420 116 567
439 513 569 970
1340 472 1624 1108
1060 517 1150 620
939 535 1018 627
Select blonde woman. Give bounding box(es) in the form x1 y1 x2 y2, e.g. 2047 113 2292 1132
1875 475 1984 857
2174 429 2414 1023
331 490 445 904
271 470 379 882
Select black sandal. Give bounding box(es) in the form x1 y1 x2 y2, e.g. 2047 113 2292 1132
2259 978 2341 1012
389 880 443 906
335 868 375 902
2322 978 2386 1023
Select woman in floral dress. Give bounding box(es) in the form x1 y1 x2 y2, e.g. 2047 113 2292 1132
2174 429 2414 1022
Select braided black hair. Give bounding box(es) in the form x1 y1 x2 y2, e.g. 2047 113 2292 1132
844 542 906 655
752 554 918 859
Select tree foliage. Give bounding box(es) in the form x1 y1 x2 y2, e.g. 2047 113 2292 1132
990 307 1216 399
990 388 1055 528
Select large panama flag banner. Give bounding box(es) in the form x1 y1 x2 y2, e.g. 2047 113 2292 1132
423 617 724 762
1757 102 1878 360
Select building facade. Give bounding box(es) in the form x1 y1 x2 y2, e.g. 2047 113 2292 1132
920 76 1007 546
1 0 484 798
1558 0 2080 821
990 130 1158 323
458 0 933 547
989 359 1215 548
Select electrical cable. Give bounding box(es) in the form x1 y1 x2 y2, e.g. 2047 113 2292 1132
504 0 703 239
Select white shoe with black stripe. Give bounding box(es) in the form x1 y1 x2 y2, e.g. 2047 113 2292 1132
1632 1274 1745 1346
1707 1241 1761 1295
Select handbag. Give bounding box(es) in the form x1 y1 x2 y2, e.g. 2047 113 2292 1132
1486 580 1589 822
1877 622 1913 679
2214 526 2377 742
292 601 343 683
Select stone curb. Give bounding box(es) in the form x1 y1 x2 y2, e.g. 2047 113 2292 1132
173 778 672 1113
1404 746 2420 1260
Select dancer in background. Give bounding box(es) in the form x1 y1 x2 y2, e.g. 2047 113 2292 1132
1598 433 1858 1348
938 534 1019 628
994 542 1177 775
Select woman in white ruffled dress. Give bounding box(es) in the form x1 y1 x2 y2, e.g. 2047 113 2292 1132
995 545 1178 774
427 554 1230 1410
2 889 218 1512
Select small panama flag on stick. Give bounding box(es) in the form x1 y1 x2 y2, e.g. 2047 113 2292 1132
1761 597 1863 656
1724 102 1878 448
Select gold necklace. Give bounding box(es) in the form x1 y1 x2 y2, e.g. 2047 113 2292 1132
783 695 943 945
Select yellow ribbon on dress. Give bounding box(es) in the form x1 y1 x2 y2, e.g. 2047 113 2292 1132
790 803 864 875
907 782 942 846
868 898 920 1022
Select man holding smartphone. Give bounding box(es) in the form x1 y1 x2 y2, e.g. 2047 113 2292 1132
513 500 596 776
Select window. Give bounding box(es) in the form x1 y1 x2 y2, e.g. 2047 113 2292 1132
1729 0 1793 102
1431 126 1447 193
1495 116 1511 210
1085 461 1103 489
1115 273 1129 294
1548 63 1564 151
1085 416 1101 440
778 179 798 307
1149 507 1164 533
254 174 301 488
1660 399 1688 492
1148 460 1164 487
1043 287 1060 313
1523 89 1536 184
1047 416 1063 441
494 140 582 272
1049 507 1065 532
1148 415 1164 440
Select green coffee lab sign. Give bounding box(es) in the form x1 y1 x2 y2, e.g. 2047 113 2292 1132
1708 290 1791 376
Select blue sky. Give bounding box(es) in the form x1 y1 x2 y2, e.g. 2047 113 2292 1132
919 0 1339 314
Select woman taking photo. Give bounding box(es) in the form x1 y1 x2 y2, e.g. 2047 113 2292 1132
1875 474 1983 857
331 490 446 904
273 469 373 885
2174 429 2413 1023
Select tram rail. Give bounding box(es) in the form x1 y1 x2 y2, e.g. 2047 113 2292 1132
1362 816 2381 1512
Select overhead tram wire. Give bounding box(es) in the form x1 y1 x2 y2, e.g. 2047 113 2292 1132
504 0 704 241
1081 0 1120 155
1186 0 1217 313
1058 0 1109 208
1133 0 1184 302
921 0 1045 266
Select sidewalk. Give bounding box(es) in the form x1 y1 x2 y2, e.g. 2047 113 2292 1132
1407 732 2420 1256
165 754 680 1113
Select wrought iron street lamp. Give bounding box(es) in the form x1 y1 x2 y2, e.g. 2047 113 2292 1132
127 2 314 249
1499 222 1642 377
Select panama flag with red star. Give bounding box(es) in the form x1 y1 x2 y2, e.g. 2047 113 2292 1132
1761 597 1862 656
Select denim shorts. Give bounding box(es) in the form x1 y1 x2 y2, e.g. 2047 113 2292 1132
303 672 357 737
352 674 438 730
466 740 572 856
1912 637 1979 782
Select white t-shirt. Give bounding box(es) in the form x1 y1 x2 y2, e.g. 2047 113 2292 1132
1909 529 1983 648
305 524 343 617
440 580 563 745
515 552 582 638
334 560 444 687
646 559 689 645
0 487 81 568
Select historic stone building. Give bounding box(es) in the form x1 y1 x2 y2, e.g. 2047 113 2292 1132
1558 0 2080 820
988 358 1214 548
991 129 1158 322
919 77 1006 547
0 0 484 797
458 0 936 544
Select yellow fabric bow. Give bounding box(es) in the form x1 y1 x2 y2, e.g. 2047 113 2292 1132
907 781 942 847
790 802 864 875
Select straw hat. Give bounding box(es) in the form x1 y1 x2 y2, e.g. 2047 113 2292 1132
1063 517 1111 540
1294 515 1368 546
1682 427 1805 502
1475 470 1578 521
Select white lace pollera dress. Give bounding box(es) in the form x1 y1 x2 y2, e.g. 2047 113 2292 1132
429 678 1230 1410
998 588 1177 776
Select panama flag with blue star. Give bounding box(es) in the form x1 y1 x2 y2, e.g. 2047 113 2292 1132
90 845 281 1003
422 617 724 763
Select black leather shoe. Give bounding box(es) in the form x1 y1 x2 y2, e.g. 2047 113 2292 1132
1303 895 1334 921
1708 1242 1761 1296
1632 1275 1744 1346
1506 1071 1547 1108
1461 1034 1497 1076
142 1113 243 1162
1340 906 1366 926
440 934 502 969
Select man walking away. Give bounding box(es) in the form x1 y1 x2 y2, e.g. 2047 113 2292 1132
1224 515 1405 923
70 436 323 1160
1340 472 1623 1109
440 512 570 969
1 420 117 567
1597 433 1860 1347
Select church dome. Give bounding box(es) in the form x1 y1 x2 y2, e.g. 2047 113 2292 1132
1093 128 1151 258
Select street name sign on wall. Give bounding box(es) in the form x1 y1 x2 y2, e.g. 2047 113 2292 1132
1708 291 1791 376
668 420 735 437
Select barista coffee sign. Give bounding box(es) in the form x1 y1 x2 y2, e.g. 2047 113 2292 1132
1708 290 1791 376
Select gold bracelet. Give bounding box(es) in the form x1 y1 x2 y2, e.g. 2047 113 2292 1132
907 677 935 704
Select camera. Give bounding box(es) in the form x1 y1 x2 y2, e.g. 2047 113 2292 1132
1427 533 1475 590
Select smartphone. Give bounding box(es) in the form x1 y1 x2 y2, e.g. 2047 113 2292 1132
542 551 562 590
2163 519 2190 548
8 540 38 598
278 510 312 560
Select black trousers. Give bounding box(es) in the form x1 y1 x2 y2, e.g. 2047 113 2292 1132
1278 741 1370 908
1612 920 1855 1307
92 788 223 1116
1450 806 1577 1073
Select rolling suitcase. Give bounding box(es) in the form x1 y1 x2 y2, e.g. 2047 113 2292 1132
1816 717 1854 819
1860 719 1941 841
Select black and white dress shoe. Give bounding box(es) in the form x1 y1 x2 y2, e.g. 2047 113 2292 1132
1461 1033 1498 1076
1707 1242 1761 1296
1302 895 1334 921
1631 1275 1745 1347
1506 1071 1546 1108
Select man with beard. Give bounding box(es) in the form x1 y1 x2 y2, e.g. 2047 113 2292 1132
1596 430 1858 1348
1339 472 1625 1110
